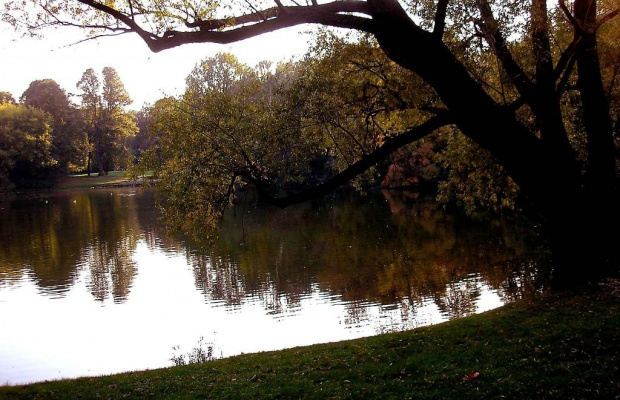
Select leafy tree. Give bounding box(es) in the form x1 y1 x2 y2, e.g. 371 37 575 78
0 92 16 105
128 104 158 159
436 131 520 213
141 53 305 238
20 79 88 173
10 0 619 288
76 68 101 176
77 67 137 175
0 103 55 189
100 67 137 171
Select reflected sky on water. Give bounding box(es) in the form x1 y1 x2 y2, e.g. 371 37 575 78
0 188 547 385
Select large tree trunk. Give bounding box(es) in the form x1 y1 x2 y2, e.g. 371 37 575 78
573 0 619 283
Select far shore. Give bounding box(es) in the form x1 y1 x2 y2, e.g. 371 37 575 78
53 171 152 190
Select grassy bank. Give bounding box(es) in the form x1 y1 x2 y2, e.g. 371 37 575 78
54 171 134 190
53 171 152 190
1 289 618 399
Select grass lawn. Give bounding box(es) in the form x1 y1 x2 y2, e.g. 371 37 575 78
1 287 618 399
54 171 151 190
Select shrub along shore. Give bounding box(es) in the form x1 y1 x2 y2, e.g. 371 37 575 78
1 287 618 399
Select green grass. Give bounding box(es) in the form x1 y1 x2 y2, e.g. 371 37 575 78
54 171 152 190
1 289 618 399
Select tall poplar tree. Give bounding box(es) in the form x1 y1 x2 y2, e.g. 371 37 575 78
77 67 137 175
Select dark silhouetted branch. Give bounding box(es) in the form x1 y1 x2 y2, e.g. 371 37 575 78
240 113 452 208
475 0 536 105
433 0 449 39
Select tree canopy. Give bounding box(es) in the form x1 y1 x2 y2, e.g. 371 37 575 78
76 67 138 175
0 102 55 190
21 79 88 173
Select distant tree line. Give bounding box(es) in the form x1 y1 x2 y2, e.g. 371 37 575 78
0 67 148 190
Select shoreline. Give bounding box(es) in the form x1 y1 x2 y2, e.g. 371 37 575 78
1 290 618 399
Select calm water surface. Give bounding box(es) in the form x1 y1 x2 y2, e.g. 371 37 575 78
0 188 547 385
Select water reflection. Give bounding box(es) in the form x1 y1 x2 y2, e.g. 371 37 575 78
0 189 142 302
0 187 548 384
0 188 548 309
186 190 548 320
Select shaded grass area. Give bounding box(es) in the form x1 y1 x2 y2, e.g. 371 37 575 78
54 171 150 190
1 290 618 399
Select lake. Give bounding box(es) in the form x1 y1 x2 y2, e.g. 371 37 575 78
0 187 547 385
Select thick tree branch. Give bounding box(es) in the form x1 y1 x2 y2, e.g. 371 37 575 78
72 1 375 52
433 0 450 39
556 54 578 95
532 0 554 90
240 113 452 208
475 0 536 105
574 0 616 197
553 36 581 81
155 9 375 51
187 2 371 30
531 0 572 150
559 0 584 32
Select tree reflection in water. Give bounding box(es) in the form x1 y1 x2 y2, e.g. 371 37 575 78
183 189 549 326
0 189 141 302
0 187 549 323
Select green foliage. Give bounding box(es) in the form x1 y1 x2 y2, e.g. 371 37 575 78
142 38 446 237
141 53 307 239
128 105 158 159
0 103 55 190
290 32 436 185
21 79 88 173
0 91 16 105
76 67 138 175
437 131 519 213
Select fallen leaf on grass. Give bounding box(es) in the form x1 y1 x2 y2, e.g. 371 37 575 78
462 371 480 382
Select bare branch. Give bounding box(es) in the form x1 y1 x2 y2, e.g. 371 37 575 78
475 0 536 104
597 8 620 28
76 0 156 43
61 32 132 47
559 0 584 32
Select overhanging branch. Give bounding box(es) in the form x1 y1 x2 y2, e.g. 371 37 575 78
73 0 376 52
240 113 452 208
153 9 375 51
76 0 156 44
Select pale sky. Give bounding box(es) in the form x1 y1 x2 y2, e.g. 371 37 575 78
0 24 312 109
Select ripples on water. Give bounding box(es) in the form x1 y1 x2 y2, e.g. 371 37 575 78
0 188 549 385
